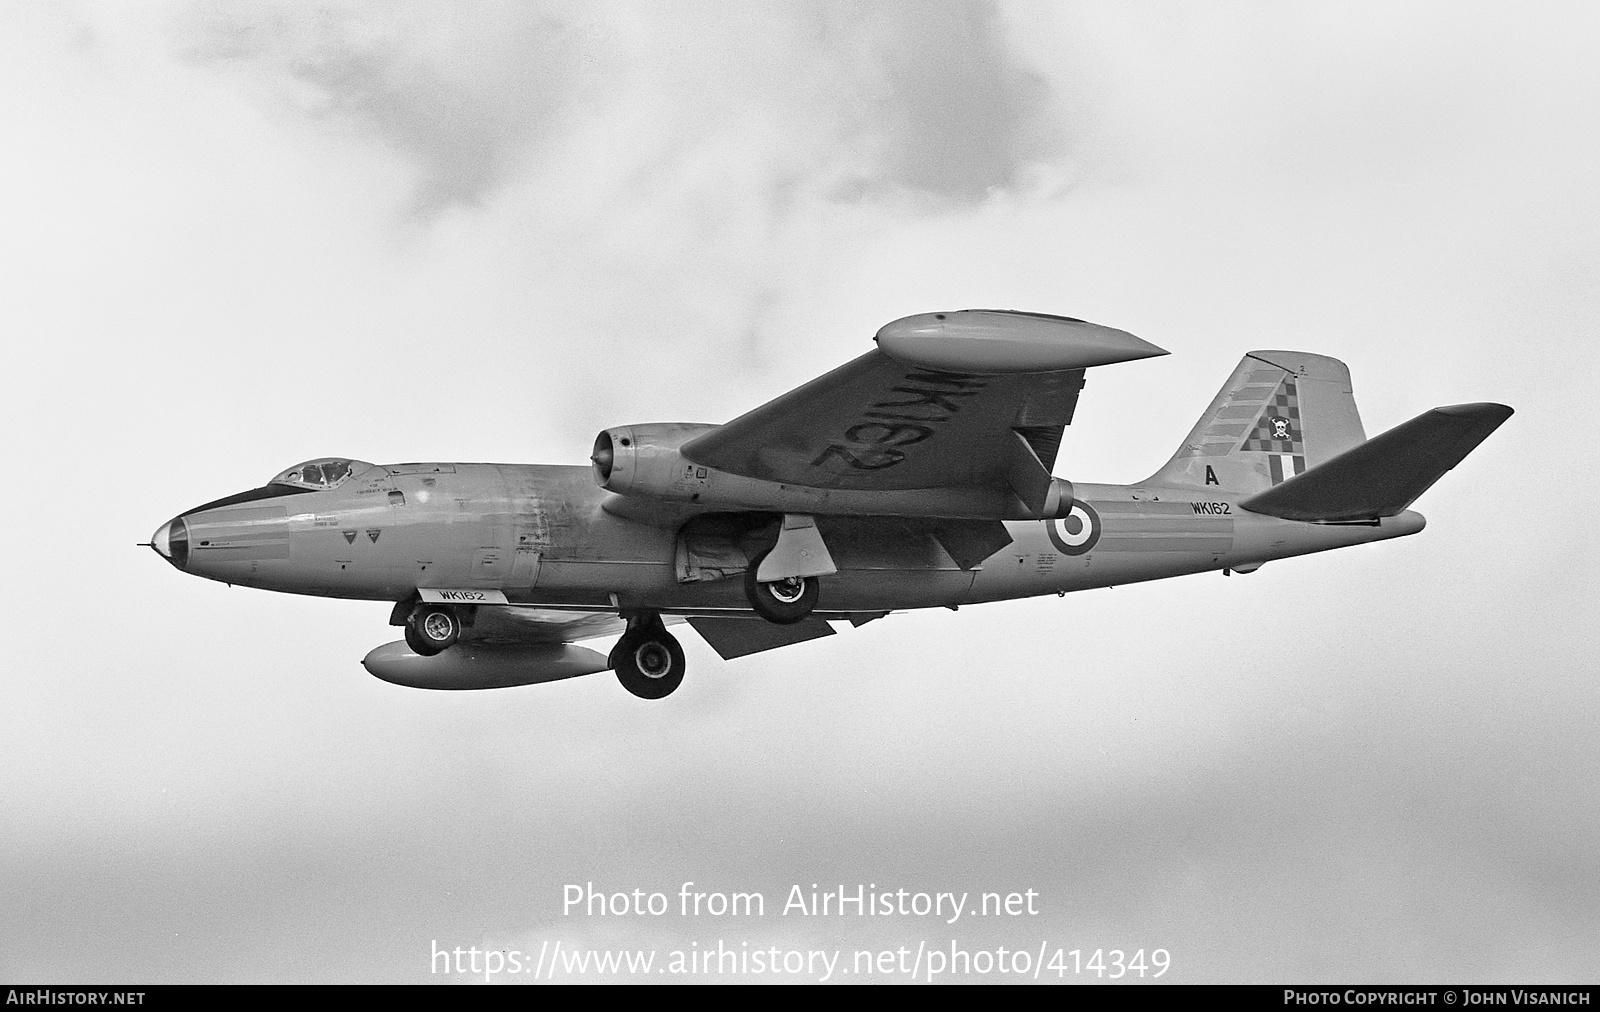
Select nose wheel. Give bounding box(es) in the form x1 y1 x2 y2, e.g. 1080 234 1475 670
611 616 685 699
404 604 461 656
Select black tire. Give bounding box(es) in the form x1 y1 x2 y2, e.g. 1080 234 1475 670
613 626 685 699
744 551 819 625
406 605 460 656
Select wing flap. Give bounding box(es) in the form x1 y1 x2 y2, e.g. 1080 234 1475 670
926 518 1014 569
1006 429 1055 517
686 616 836 660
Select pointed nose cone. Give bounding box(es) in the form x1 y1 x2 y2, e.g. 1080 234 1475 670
149 517 189 568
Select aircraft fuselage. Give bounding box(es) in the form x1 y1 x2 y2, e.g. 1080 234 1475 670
156 462 1423 615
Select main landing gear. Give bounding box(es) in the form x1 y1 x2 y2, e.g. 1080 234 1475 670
611 614 685 699
744 550 820 624
404 604 461 656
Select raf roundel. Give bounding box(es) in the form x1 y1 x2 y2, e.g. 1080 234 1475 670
1046 500 1102 556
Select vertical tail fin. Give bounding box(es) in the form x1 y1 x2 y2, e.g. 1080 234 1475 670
1147 351 1367 493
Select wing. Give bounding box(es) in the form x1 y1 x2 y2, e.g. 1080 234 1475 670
469 606 691 646
470 606 629 645
680 311 1165 506
487 607 842 663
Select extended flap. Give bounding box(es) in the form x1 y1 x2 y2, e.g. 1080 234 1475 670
686 617 836 660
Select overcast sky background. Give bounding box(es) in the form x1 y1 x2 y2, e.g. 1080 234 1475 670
3 1 1597 984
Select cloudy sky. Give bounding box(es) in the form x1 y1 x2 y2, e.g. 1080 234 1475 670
3 0 1597 984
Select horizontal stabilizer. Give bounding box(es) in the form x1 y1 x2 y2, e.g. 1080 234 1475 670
1239 403 1512 521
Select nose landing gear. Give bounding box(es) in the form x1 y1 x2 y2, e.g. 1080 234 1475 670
610 614 685 699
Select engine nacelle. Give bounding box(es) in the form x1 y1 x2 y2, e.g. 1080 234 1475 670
593 420 1075 520
591 423 719 497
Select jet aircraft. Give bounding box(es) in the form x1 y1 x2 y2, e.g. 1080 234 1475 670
149 311 1511 699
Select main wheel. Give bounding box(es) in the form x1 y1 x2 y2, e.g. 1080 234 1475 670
612 626 685 699
744 551 819 625
405 605 460 656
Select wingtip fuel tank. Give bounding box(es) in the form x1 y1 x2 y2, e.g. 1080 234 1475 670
874 309 1168 374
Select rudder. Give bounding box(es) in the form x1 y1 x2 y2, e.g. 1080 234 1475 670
1147 351 1367 494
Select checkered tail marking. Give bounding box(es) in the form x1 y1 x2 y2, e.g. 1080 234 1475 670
1239 375 1306 484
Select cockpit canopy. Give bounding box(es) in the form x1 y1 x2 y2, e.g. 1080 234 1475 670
269 458 375 490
